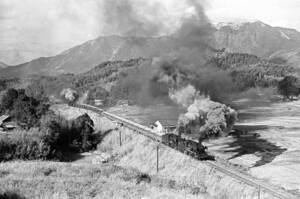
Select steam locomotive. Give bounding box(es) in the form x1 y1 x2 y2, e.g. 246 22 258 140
72 103 214 160
161 126 214 160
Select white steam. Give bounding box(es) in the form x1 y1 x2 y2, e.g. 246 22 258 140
171 85 237 137
60 88 78 102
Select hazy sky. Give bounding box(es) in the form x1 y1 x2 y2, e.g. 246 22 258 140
207 0 300 29
1 0 300 64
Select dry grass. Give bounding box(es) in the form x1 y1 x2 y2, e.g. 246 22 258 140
52 104 277 199
0 161 210 199
39 104 297 198
0 104 211 199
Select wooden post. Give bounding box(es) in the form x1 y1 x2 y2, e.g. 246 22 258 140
119 130 122 146
258 185 261 199
156 144 159 173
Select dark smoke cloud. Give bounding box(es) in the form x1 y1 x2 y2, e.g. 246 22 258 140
147 0 238 105
109 0 237 107
102 0 163 37
176 0 214 50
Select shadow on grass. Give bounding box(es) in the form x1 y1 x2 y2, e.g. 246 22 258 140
0 191 26 199
65 128 115 162
227 125 287 167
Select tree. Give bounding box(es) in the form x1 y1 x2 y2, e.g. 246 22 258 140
278 76 300 100
1 88 18 111
1 88 50 128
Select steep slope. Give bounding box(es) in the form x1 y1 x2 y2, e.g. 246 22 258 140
0 35 176 78
2 21 300 78
25 58 149 102
269 48 300 67
0 61 8 69
214 21 300 61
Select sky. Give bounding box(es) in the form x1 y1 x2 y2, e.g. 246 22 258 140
1 0 300 65
206 0 300 29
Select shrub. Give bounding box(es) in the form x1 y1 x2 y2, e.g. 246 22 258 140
0 191 26 199
1 88 18 112
40 113 97 160
0 88 50 128
136 173 151 184
0 113 98 162
0 130 51 161
278 76 300 99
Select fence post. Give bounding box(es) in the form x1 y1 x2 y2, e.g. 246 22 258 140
156 144 159 173
119 130 122 146
258 185 261 199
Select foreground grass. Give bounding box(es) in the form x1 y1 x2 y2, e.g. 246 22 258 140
0 161 209 199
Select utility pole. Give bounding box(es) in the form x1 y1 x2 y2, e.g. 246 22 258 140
156 144 159 173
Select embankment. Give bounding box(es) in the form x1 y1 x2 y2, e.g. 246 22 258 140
52 104 277 199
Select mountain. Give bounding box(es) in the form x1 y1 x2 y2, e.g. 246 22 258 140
0 61 8 69
0 35 177 78
214 21 300 67
1 21 300 78
26 58 150 103
0 41 74 66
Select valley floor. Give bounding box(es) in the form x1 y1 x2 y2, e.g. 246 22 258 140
107 101 300 196
205 100 300 195
2 102 297 198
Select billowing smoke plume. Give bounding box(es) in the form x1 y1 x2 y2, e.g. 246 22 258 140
102 0 162 37
101 0 214 40
169 85 203 108
146 0 236 104
108 0 238 139
172 85 237 138
60 88 78 103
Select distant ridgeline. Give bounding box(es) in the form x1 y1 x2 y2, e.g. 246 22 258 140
0 52 298 106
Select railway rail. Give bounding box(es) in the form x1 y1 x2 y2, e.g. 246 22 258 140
71 103 297 199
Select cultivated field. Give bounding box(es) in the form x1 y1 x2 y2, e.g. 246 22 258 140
206 100 300 194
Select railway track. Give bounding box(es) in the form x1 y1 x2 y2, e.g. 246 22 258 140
71 103 297 199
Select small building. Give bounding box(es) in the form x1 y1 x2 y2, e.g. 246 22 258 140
0 115 18 131
2 121 18 131
0 115 10 125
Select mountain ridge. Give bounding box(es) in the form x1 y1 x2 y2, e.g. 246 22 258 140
1 21 300 78
0 61 8 69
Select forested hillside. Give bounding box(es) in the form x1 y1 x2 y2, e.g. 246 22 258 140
21 52 297 107
210 52 295 90
25 58 149 105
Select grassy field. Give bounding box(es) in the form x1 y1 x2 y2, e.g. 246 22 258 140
51 104 270 199
0 105 211 199
0 103 287 198
0 161 211 199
